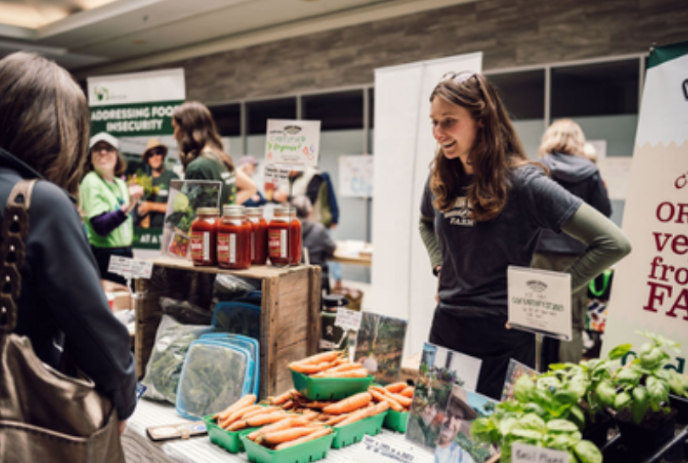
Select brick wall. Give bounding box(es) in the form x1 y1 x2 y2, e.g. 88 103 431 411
158 0 688 103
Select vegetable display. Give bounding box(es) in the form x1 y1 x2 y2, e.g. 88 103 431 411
288 351 369 378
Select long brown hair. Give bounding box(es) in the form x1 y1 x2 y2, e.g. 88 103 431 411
172 101 234 172
0 52 89 196
429 73 530 221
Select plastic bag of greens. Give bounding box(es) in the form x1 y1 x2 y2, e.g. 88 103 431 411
213 274 258 302
141 315 212 404
159 296 213 325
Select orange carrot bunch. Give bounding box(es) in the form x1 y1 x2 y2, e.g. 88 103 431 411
288 352 370 378
368 383 414 412
247 419 333 451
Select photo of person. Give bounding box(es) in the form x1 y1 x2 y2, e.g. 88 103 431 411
354 312 408 385
406 343 482 450
500 359 538 402
435 386 499 463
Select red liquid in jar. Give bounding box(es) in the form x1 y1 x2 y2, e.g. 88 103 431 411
190 213 219 266
217 217 251 270
268 218 302 266
249 216 268 265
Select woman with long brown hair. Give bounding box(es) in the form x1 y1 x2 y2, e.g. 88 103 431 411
419 72 630 398
172 101 256 205
0 52 136 448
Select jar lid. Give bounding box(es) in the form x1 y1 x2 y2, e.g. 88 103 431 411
246 207 263 215
197 207 220 215
223 205 245 216
273 206 296 214
322 294 350 309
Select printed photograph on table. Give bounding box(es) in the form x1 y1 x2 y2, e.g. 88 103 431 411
354 312 408 385
434 385 499 463
161 180 221 260
500 358 538 402
405 343 482 451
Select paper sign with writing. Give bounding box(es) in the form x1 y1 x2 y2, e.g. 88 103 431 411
511 443 569 463
353 436 431 463
263 164 290 201
131 260 154 279
508 266 572 341
108 256 133 279
265 119 321 170
335 308 363 332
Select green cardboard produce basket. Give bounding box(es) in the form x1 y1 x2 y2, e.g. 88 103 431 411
331 411 387 449
202 414 258 453
291 370 373 401
240 429 336 463
383 409 409 433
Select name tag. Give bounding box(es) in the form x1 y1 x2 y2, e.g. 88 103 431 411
220 172 231 179
158 189 169 197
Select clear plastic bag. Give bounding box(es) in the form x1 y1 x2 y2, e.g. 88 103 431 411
159 296 213 325
140 315 212 404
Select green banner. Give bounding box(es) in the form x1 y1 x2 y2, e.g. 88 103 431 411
90 100 183 137
647 40 688 69
133 227 165 250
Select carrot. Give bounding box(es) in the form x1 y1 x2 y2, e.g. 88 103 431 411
401 386 415 398
241 406 278 420
324 413 350 425
247 416 312 440
216 394 257 420
219 404 262 428
275 427 333 450
261 425 324 445
268 389 296 406
369 388 404 412
388 393 412 408
300 409 320 420
289 361 337 374
301 401 334 410
312 363 363 377
229 411 287 431
384 382 407 393
315 368 370 379
322 392 372 415
292 351 342 366
369 386 387 395
282 400 294 410
336 402 388 427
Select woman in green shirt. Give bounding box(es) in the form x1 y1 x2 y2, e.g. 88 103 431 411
172 101 256 205
80 132 144 284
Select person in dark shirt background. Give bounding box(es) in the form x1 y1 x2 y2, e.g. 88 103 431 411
292 195 336 294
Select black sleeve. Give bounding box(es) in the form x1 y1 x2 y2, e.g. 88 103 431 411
306 174 324 205
588 173 612 218
27 182 137 420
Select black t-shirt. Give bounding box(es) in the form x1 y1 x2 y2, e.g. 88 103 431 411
149 169 179 228
420 164 582 311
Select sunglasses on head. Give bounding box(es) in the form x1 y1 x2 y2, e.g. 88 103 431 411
442 71 476 85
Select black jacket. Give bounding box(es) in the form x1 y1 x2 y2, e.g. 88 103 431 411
0 148 137 420
535 152 612 255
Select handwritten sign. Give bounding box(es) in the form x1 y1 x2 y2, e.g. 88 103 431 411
265 119 321 170
508 266 572 341
511 443 569 463
353 436 427 463
339 155 374 197
335 308 363 332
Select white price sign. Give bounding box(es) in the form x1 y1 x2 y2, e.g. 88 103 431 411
508 266 572 341
108 256 133 279
131 260 154 279
335 308 363 332
511 443 569 463
353 436 429 463
108 257 153 279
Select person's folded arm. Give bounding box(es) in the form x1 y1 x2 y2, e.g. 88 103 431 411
561 202 632 292
419 215 442 275
90 209 128 236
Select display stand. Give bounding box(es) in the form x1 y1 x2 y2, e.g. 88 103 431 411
134 257 321 398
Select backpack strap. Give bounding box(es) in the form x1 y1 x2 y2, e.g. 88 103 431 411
0 179 38 333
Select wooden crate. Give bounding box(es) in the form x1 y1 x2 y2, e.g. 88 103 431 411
134 257 321 398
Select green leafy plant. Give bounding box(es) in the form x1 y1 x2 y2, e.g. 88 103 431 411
470 403 602 463
610 331 688 424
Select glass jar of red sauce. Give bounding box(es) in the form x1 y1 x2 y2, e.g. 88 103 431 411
268 206 302 267
247 207 268 265
190 207 220 266
217 206 251 270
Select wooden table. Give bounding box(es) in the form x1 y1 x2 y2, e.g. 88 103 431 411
328 241 372 267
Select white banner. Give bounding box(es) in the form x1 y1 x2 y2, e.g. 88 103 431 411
265 119 321 170
88 69 185 107
370 52 483 357
602 41 688 371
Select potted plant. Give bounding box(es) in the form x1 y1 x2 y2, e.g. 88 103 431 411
608 331 688 452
